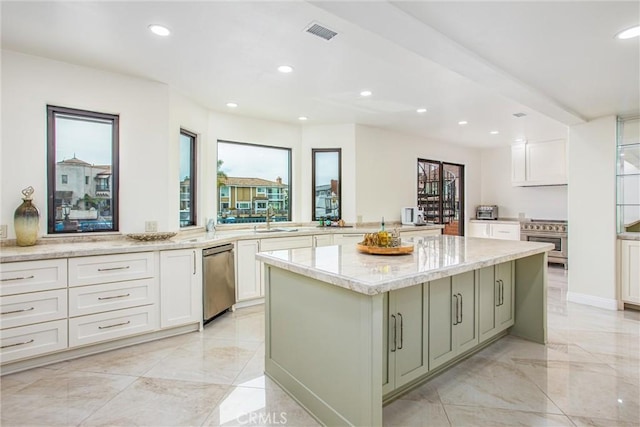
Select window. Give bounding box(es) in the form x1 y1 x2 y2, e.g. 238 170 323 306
417 159 465 236
312 149 341 221
179 129 197 227
217 140 291 224
47 105 119 234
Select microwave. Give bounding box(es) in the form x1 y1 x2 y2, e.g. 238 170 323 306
476 205 499 220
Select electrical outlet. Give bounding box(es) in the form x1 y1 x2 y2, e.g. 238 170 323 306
145 221 158 232
0 224 7 239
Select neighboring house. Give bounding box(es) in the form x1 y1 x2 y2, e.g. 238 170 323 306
315 179 339 218
218 176 288 218
55 156 112 219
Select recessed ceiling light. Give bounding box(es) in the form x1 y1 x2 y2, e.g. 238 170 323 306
298 116 308 121
416 108 427 113
226 102 238 108
360 90 372 97
148 24 171 37
616 25 640 39
458 121 468 125
490 130 499 135
278 65 294 73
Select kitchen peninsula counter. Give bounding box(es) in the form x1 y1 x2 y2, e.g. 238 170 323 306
257 236 552 427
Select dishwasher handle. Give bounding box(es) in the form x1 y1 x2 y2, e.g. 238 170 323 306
203 243 234 257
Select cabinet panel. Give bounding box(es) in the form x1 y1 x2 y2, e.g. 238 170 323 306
69 277 156 317
0 319 68 363
453 271 478 353
236 239 262 301
0 259 67 296
333 233 365 245
478 266 498 342
496 262 514 328
620 240 640 304
511 143 526 184
69 252 155 287
0 289 67 329
160 249 202 328
468 222 490 238
260 236 313 251
527 139 566 185
69 305 158 347
491 224 520 241
393 284 428 388
313 234 334 247
428 277 455 369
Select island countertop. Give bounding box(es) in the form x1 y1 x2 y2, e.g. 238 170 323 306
256 235 553 295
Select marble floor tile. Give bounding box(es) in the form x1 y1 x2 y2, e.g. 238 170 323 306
80 377 228 426
430 356 564 414
0 370 136 426
204 310 265 343
393 379 442 404
443 404 574 427
142 337 260 385
570 415 640 427
383 399 450 427
202 385 320 426
0 366 58 394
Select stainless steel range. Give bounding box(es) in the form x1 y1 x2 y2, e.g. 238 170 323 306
520 219 568 269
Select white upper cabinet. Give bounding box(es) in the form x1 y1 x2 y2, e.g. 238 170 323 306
512 139 567 186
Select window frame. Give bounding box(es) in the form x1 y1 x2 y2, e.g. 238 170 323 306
47 105 119 234
312 148 342 221
179 128 198 228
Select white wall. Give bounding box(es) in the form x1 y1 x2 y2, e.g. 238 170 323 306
567 115 617 309
480 146 568 219
1 50 171 236
354 125 482 229
301 124 356 222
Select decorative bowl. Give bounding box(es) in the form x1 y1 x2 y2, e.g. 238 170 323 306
126 232 177 241
356 243 414 255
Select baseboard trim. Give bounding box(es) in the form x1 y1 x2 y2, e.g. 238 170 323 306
567 292 618 310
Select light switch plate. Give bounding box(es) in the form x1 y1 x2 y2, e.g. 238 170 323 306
145 221 158 232
0 224 7 239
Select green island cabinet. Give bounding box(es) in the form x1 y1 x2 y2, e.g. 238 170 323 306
478 261 515 342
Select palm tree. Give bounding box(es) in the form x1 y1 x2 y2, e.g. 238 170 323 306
217 160 227 186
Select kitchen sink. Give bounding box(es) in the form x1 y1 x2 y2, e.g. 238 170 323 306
255 228 299 233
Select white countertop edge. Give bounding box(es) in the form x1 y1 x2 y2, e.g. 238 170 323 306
256 243 554 296
618 232 640 241
0 225 444 263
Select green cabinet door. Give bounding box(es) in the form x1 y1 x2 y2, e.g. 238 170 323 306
428 277 456 370
478 266 498 342
384 284 429 394
496 261 515 329
453 270 479 354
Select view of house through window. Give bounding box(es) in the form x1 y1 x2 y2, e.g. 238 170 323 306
180 129 197 227
217 140 291 224
47 105 119 234
312 149 341 221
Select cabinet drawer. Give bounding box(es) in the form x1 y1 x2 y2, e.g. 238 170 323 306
260 236 313 251
0 289 67 329
69 278 157 317
0 319 68 363
491 224 520 241
0 259 67 296
69 252 155 287
69 305 158 347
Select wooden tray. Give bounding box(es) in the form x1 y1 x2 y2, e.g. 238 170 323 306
356 243 414 255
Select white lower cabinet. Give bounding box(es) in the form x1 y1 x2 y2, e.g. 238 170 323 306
428 271 478 370
383 284 429 395
399 229 442 241
313 234 334 247
619 239 640 305
236 239 263 302
0 319 68 363
69 305 157 347
478 262 514 342
159 249 202 328
468 221 520 241
333 233 365 245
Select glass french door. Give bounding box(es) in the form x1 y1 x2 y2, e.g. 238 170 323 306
417 159 464 236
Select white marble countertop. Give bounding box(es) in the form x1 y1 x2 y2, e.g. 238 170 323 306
0 224 443 263
256 235 553 296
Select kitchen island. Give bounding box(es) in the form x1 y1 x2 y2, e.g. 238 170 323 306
256 235 553 427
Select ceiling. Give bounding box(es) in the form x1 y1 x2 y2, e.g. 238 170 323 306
1 1 638 148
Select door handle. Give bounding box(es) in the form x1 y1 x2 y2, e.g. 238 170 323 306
390 314 397 352
457 293 463 323
452 294 459 325
397 312 403 350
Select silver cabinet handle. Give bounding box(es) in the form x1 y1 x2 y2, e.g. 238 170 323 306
457 293 463 323
1 275 35 282
97 266 130 272
1 306 35 315
495 280 500 307
1 339 34 349
98 293 130 301
452 294 459 325
390 314 397 352
98 320 131 330
498 280 504 306
397 312 403 350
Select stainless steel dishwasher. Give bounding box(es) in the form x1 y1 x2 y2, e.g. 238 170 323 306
202 243 236 324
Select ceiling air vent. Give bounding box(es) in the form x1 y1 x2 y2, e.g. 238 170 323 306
513 112 527 118
305 22 338 41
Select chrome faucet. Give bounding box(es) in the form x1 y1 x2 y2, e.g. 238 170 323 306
266 205 275 230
